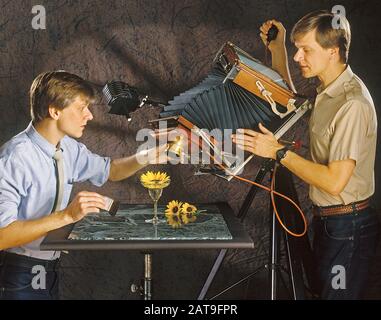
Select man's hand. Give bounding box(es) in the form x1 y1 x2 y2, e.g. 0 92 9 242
61 191 107 224
109 143 172 182
259 19 296 92
260 20 287 52
231 123 283 159
147 143 170 164
136 143 170 165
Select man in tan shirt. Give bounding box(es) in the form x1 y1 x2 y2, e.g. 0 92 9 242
310 65 377 206
232 10 379 299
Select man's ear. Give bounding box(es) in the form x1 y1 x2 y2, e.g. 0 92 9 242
329 47 340 61
48 105 61 120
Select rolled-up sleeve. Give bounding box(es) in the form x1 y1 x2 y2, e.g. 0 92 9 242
71 142 111 186
0 157 26 228
329 100 369 163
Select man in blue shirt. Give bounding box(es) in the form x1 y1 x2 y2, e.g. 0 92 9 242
0 71 168 299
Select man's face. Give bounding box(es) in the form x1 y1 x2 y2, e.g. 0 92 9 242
293 29 333 78
57 95 93 138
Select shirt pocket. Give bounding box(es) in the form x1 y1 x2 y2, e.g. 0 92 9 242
311 121 330 138
310 123 331 163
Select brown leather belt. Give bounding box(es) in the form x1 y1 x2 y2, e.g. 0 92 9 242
313 198 370 217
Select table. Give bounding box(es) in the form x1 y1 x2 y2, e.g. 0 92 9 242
41 202 254 299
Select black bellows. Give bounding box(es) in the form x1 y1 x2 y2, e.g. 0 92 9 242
160 65 290 134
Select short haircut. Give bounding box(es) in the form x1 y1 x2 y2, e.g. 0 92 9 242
291 10 351 63
30 71 95 123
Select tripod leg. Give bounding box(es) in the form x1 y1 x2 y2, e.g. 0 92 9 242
198 249 227 300
284 230 306 299
275 166 307 299
238 159 273 222
270 210 280 300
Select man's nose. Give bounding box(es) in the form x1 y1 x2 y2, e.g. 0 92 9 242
85 109 93 121
293 48 303 62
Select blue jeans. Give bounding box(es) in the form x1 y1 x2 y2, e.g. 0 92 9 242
312 207 379 299
0 252 59 300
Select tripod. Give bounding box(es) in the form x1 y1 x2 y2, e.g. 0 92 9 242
198 159 316 300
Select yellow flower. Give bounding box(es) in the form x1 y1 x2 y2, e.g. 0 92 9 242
181 203 197 214
180 203 197 224
140 171 170 189
165 200 183 216
165 201 198 227
166 213 183 228
181 211 197 224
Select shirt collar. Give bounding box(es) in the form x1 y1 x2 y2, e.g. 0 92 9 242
316 65 354 97
25 122 63 158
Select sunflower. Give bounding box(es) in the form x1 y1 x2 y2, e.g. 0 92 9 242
181 203 197 214
140 171 170 189
165 200 183 216
166 213 183 229
181 211 197 224
180 203 197 224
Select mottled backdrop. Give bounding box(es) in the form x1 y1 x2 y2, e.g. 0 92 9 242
0 0 380 299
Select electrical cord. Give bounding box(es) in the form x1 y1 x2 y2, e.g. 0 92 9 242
218 162 308 238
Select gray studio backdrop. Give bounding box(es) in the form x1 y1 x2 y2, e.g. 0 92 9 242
0 0 380 299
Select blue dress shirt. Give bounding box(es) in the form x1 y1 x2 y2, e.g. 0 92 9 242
0 122 111 260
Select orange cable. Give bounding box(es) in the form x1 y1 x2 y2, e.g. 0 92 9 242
270 164 307 237
218 163 308 237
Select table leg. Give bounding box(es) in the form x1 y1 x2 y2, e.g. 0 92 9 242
197 249 227 300
144 253 152 300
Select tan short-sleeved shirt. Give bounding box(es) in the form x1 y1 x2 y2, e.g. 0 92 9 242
309 66 377 206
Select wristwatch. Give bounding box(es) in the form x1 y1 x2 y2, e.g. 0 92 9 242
275 146 290 164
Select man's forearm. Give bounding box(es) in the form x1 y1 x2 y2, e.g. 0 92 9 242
108 154 147 182
0 211 69 250
272 45 296 93
280 151 354 196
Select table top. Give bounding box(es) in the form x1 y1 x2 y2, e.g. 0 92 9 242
40 202 254 250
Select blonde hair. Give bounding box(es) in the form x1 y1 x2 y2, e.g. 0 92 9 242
30 71 95 123
291 10 351 63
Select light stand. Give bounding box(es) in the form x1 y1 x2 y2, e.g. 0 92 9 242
101 81 166 300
